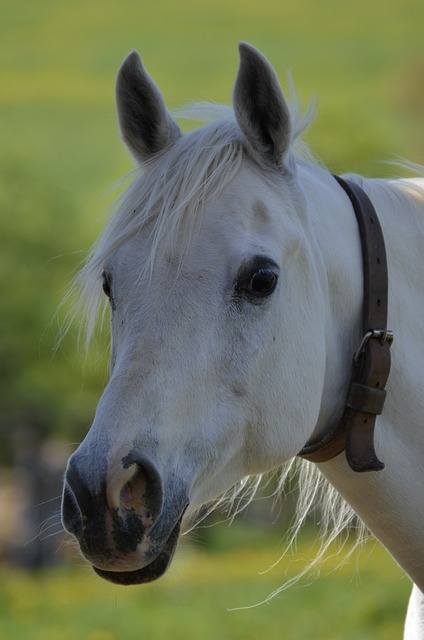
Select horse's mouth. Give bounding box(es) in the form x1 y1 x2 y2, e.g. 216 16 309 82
92 517 182 586
93 549 172 585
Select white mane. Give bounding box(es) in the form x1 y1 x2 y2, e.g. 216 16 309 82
69 96 362 593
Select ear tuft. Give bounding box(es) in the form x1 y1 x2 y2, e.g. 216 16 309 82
116 50 182 163
233 43 292 169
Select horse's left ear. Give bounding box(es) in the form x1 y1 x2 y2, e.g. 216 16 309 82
233 43 292 169
116 50 182 163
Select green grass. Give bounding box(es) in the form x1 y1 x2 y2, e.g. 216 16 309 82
0 533 410 640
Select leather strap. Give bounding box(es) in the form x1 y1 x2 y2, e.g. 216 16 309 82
298 176 393 472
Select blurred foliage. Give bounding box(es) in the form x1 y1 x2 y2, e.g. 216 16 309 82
0 155 107 455
0 533 410 639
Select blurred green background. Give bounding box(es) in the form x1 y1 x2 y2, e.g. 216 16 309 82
0 0 422 637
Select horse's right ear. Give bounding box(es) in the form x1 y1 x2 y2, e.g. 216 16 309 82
116 51 182 163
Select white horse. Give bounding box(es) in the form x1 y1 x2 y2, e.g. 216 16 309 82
62 43 424 637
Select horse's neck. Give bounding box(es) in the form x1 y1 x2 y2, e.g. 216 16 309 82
320 450 424 591
305 168 424 591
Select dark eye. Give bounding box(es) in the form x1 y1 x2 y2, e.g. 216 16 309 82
235 258 279 302
102 270 112 299
247 269 278 297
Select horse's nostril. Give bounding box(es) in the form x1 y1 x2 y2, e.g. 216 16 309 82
62 456 99 539
120 469 147 511
61 484 83 537
108 455 163 526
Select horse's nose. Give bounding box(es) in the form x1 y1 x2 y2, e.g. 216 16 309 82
61 460 91 538
62 452 164 540
105 453 163 524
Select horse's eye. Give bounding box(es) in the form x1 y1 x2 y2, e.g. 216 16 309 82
235 259 279 302
247 269 278 297
102 270 111 298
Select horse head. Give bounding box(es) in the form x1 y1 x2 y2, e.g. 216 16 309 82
62 44 338 585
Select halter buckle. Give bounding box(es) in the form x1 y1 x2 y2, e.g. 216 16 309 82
353 329 394 363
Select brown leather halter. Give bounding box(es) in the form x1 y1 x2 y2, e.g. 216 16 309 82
298 176 393 472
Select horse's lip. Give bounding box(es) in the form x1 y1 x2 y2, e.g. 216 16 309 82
93 550 172 585
92 515 182 586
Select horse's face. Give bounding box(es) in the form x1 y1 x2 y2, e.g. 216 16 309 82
62 44 326 585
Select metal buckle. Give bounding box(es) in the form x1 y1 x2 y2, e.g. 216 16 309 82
353 329 394 363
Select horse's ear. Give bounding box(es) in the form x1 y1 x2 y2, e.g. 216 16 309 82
233 43 292 169
116 50 182 163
